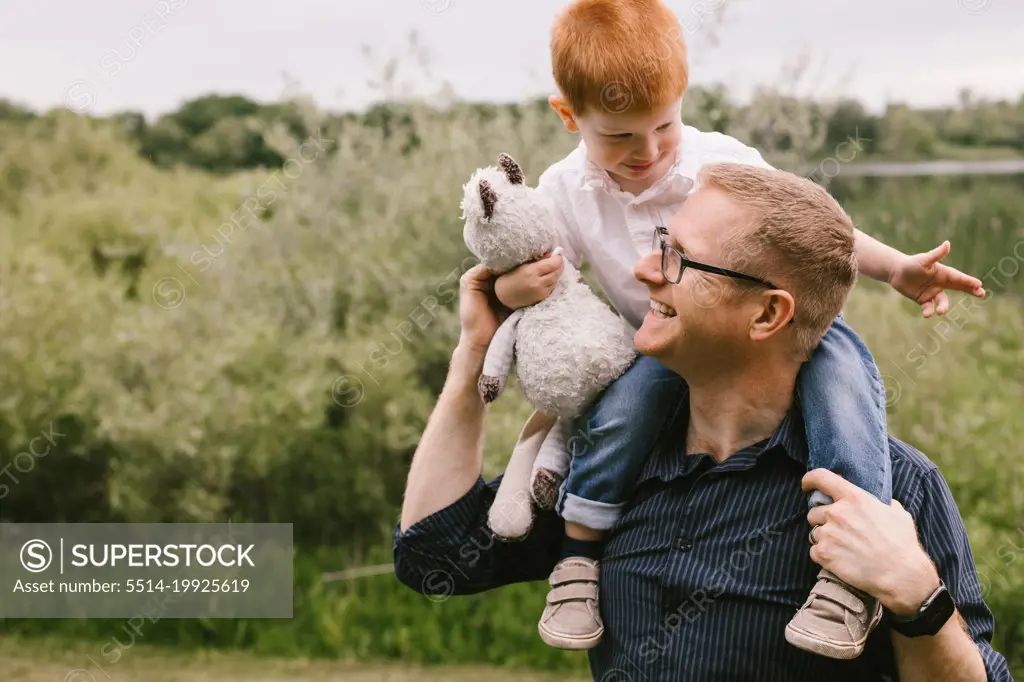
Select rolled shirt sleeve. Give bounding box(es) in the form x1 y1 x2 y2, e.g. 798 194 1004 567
393 474 563 598
911 467 1013 681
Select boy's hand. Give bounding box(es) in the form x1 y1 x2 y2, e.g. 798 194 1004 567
888 241 985 318
494 248 565 310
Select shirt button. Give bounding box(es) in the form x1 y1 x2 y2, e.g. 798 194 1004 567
676 536 693 552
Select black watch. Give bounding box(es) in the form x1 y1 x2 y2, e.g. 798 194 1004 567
889 581 956 637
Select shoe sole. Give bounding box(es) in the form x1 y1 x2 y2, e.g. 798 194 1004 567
538 621 604 651
784 623 865 660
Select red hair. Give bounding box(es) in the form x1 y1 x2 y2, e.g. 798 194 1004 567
551 0 689 115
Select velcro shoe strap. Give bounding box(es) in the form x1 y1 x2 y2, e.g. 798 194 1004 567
549 564 597 586
812 577 867 615
546 581 598 604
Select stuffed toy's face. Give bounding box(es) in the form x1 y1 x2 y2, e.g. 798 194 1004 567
461 153 559 274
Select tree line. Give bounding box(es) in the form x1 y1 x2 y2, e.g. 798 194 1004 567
1 86 1022 175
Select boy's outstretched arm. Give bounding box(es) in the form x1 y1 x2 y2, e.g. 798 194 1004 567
853 230 986 318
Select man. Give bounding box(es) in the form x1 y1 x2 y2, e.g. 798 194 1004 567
393 163 1011 681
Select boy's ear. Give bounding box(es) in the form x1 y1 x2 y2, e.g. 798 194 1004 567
548 95 579 133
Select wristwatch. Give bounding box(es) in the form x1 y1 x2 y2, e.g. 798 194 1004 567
889 581 956 637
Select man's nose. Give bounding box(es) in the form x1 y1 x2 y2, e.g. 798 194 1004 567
634 249 664 285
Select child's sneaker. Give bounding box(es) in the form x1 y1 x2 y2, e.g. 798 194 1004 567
538 557 603 650
784 569 884 659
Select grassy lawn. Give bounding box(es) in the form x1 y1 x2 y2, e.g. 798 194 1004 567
0 636 589 682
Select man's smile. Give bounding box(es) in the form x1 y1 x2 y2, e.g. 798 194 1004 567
649 299 677 319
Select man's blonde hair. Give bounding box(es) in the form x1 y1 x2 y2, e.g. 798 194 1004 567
697 163 858 359
550 0 688 116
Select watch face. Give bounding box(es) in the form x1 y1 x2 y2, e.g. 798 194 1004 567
893 584 956 637
924 587 956 633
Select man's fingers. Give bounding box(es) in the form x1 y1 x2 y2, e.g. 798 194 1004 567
807 505 828 527
461 263 495 291
809 544 828 568
801 468 861 501
890 499 911 517
922 299 935 318
934 291 950 316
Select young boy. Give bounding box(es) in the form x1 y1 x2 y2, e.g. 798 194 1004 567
492 0 986 659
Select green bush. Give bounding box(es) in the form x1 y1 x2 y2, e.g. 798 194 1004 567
0 104 1021 679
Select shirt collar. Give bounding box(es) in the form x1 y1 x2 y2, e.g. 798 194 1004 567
639 387 809 484
763 399 809 466
577 138 696 203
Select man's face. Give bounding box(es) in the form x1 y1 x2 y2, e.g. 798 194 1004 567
633 187 758 374
571 98 683 193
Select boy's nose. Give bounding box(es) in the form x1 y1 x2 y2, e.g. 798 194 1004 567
642 136 658 160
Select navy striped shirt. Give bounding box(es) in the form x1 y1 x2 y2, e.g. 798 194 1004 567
393 398 1011 681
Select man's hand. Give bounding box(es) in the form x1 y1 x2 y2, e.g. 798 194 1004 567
888 241 985 318
458 264 512 355
494 248 564 310
802 469 941 617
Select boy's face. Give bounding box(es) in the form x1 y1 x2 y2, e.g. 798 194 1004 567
551 96 683 193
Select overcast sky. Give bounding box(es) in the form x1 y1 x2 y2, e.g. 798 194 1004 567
3 0 1023 118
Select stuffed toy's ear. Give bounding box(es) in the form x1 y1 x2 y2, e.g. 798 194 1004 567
479 179 498 220
498 153 525 185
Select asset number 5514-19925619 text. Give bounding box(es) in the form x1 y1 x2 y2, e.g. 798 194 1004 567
125 578 250 593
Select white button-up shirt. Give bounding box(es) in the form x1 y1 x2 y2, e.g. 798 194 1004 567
537 125 773 331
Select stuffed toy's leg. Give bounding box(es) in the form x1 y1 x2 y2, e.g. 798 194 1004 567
479 308 525 403
488 410 557 541
531 416 573 510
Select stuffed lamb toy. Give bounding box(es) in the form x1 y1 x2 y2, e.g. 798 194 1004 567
460 153 637 541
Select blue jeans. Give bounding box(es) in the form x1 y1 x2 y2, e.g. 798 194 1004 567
555 313 891 530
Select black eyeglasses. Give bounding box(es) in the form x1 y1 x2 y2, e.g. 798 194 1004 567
652 227 781 290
